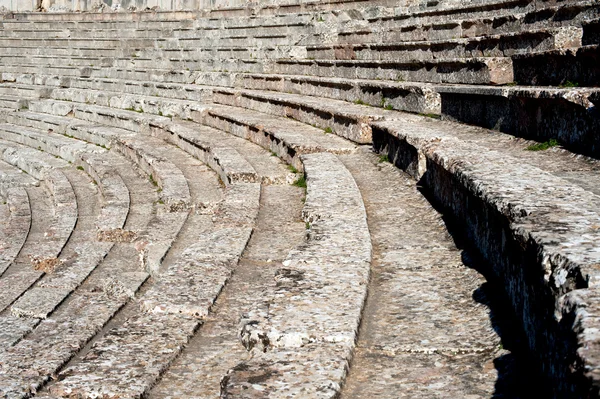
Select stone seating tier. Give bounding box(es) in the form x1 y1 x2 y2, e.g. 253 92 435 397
0 0 599 397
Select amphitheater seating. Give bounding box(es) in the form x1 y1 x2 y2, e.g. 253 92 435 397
0 0 599 397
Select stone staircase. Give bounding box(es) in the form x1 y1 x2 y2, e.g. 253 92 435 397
0 0 598 398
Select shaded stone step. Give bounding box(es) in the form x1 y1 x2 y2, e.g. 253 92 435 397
7 74 600 160
338 148 499 398
513 44 600 86
307 27 580 61
583 18 600 45
339 0 597 44
372 116 600 395
211 87 397 144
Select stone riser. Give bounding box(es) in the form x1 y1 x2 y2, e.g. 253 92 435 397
513 45 600 86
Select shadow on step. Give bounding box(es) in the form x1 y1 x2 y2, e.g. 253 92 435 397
429 207 552 399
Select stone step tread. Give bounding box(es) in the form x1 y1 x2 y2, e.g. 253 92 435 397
0 150 76 314
221 152 371 398
0 183 31 276
206 103 356 153
4 115 131 232
148 183 306 398
0 315 39 348
417 118 600 199
0 119 131 231
174 120 290 184
210 86 397 144
344 0 597 33
0 122 107 162
23 100 192 209
0 133 196 396
162 121 263 185
10 167 112 322
0 59 510 86
338 149 499 398
0 275 149 397
16 100 227 202
0 157 38 187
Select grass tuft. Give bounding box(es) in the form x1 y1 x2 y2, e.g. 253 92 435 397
293 175 307 188
526 139 559 151
560 80 579 88
378 154 390 163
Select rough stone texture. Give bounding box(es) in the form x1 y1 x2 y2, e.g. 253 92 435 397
149 184 305 399
0 0 598 397
0 185 31 275
372 116 600 396
221 152 371 398
338 149 499 398
49 172 258 397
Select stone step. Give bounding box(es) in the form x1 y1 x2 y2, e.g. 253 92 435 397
193 103 356 171
339 0 597 44
0 118 130 232
337 148 500 398
9 166 111 322
371 114 600 394
0 129 162 397
151 121 260 185
18 95 261 185
513 44 600 86
47 181 260 398
0 23 578 67
6 75 600 159
0 171 31 276
1 49 516 85
0 113 192 276
0 141 77 314
0 95 31 110
307 27 581 61
16 88 357 171
221 152 371 398
210 87 399 144
0 37 162 48
148 183 306 398
5 94 259 188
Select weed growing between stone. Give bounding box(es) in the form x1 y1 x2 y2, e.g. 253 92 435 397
293 175 307 188
526 139 559 151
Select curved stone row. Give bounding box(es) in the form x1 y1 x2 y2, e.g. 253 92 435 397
0 0 599 396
